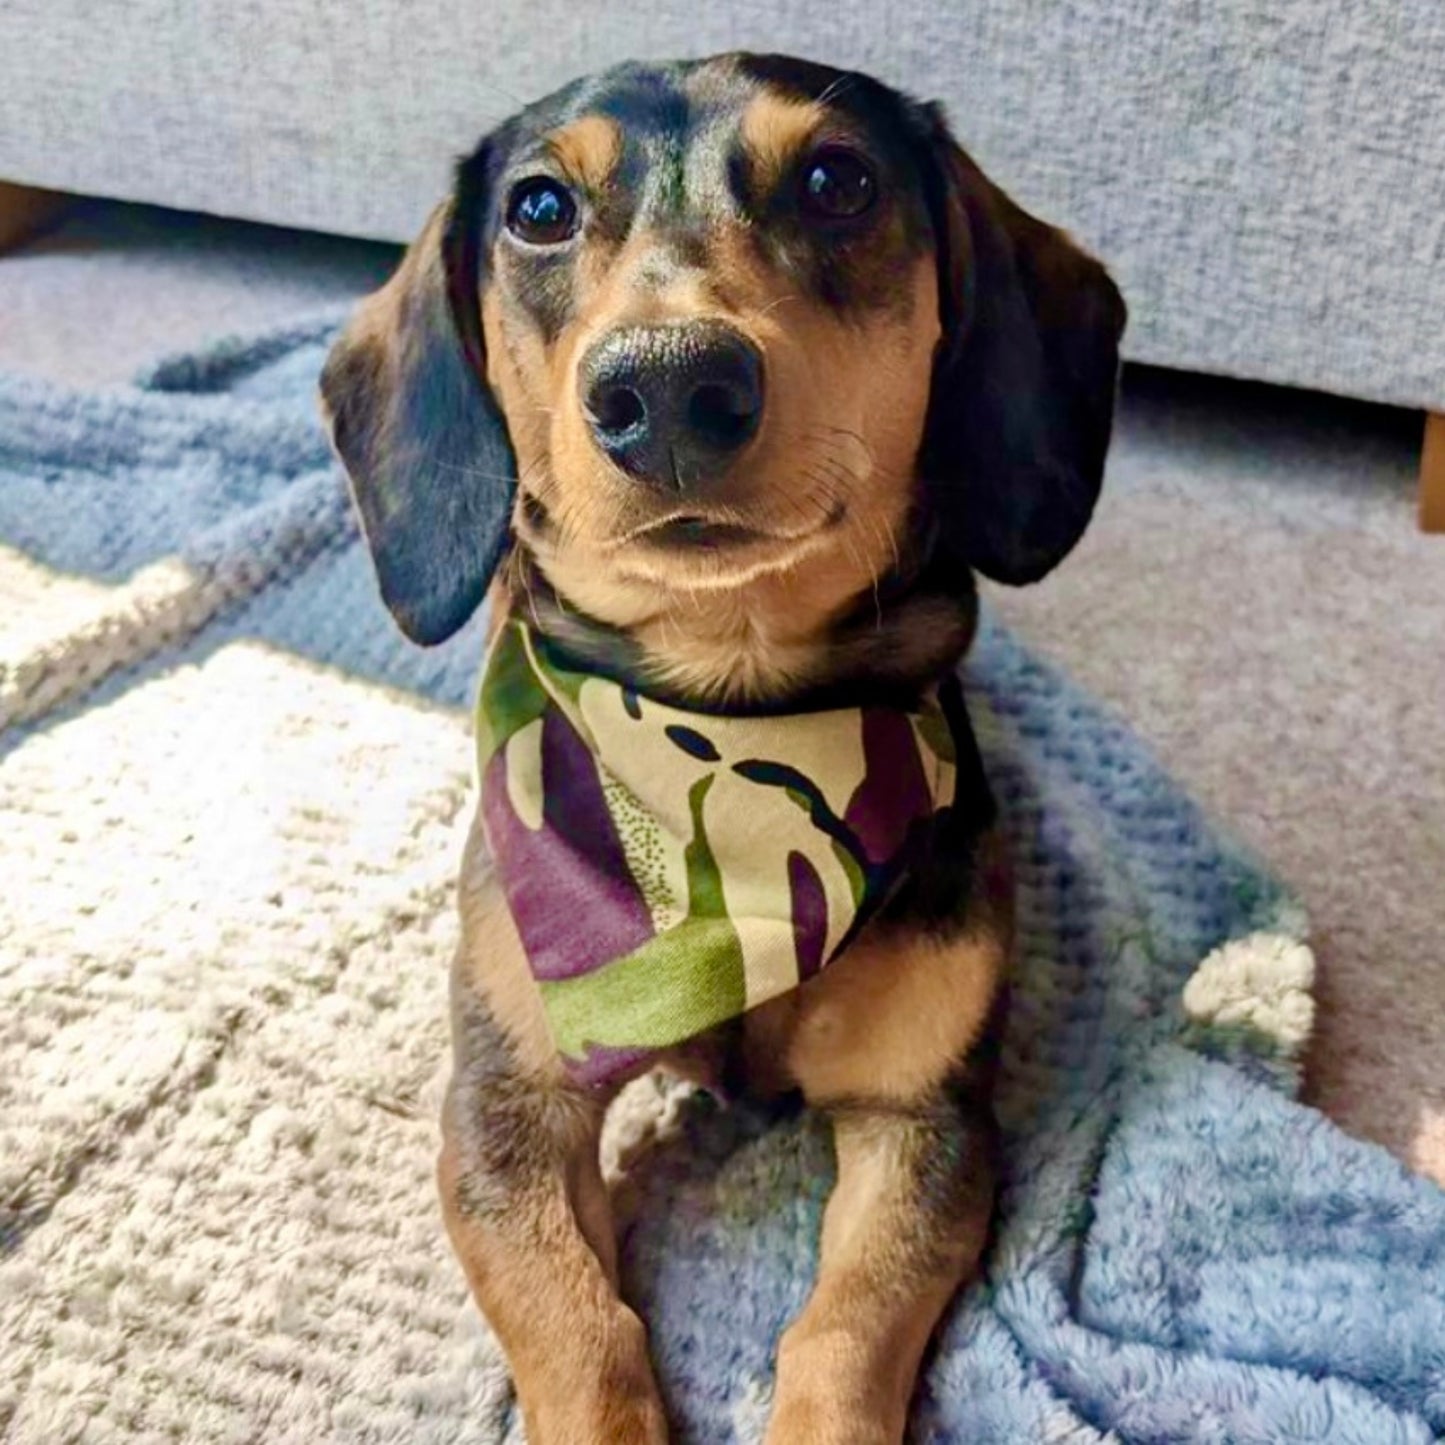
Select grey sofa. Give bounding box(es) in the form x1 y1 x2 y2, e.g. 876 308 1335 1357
3 0 1443 517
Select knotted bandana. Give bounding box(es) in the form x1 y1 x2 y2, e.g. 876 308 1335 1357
477 621 960 1086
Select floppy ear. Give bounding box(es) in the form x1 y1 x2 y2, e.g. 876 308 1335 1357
914 108 1127 585
319 164 514 645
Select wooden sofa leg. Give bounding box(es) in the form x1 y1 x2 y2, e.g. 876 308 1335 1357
1423 413 1445 533
0 180 72 253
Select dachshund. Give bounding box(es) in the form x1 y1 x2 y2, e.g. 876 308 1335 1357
321 51 1124 1445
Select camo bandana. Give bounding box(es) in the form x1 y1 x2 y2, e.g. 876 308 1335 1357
477 621 961 1087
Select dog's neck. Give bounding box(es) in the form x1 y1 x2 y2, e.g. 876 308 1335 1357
502 534 978 713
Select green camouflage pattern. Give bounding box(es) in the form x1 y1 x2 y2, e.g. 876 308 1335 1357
477 621 958 1085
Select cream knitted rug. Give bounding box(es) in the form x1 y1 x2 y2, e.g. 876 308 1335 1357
4 317 1443 1444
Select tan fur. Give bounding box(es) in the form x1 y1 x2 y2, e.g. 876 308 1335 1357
533 224 723 532
476 71 944 703
753 850 1010 1441
546 115 623 193
780 913 1006 1106
786 833 1012 1101
773 865 1006 1162
763 1114 992 1445
442 811 669 1442
739 93 826 190
481 285 555 492
484 243 941 701
733 839 1011 1106
438 1137 668 1443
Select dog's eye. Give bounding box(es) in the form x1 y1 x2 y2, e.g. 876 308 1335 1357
798 148 876 221
506 178 578 245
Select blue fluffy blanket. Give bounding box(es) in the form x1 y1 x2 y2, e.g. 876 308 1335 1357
2 317 1441 1443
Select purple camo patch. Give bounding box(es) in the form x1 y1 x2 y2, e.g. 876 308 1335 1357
481 709 655 982
844 708 933 864
788 850 828 980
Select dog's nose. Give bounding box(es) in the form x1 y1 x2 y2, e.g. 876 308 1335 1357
580 322 763 489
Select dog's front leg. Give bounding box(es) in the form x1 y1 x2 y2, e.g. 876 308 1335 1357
763 923 1005 1445
763 1099 996 1444
439 884 669 1444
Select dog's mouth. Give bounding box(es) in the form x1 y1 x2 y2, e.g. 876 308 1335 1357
516 484 851 582
620 500 847 554
640 516 769 549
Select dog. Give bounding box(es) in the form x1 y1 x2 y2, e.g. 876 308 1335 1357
320 52 1124 1444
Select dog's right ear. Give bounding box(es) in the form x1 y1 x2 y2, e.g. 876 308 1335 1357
320 148 514 646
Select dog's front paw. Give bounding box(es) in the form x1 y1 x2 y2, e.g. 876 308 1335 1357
526 1389 669 1445
520 1313 670 1445
764 1330 906 1445
764 1395 896 1445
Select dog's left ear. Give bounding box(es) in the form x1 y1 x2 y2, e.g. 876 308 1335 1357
913 107 1127 585
319 145 514 646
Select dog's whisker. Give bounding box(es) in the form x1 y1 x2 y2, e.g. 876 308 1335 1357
518 555 544 630
813 455 862 508
789 467 844 532
836 522 885 628
846 480 902 577
556 495 602 552
817 423 870 447
754 293 801 320
838 503 887 622
813 72 858 108
429 458 522 486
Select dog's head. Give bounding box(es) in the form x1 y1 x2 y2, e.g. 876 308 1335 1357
322 54 1125 698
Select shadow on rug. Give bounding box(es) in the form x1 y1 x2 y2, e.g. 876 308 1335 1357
2 317 1442 1443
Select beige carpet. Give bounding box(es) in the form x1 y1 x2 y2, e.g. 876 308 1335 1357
3 199 1442 1189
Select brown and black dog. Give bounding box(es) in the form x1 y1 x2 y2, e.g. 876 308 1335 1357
321 52 1124 1445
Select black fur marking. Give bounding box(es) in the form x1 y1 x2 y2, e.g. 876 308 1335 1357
519 562 651 681
519 489 552 536
879 677 999 935
444 960 597 1222
320 152 516 647
907 103 1127 585
524 253 576 346
474 55 939 347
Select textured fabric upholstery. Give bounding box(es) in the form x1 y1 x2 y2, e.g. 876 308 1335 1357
2 1 1443 410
